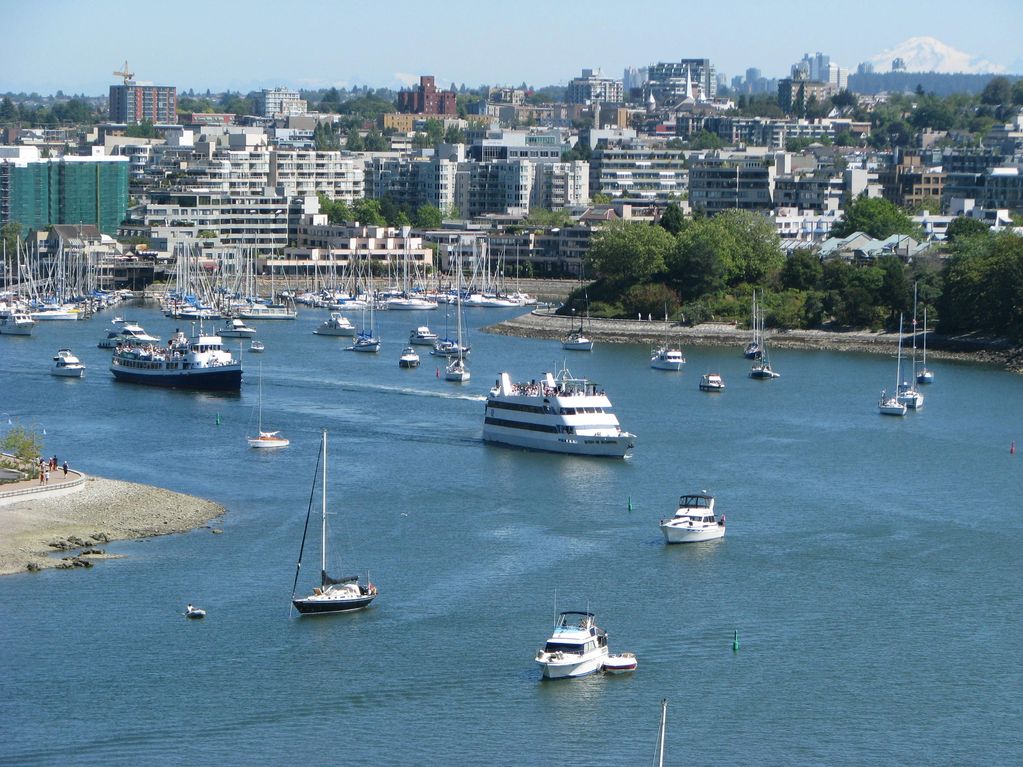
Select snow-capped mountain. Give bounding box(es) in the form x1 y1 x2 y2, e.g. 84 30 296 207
868 36 1005 74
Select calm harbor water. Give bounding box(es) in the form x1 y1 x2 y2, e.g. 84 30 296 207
1 303 1022 766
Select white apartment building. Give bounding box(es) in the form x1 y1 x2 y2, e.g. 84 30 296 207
589 142 687 200
280 216 434 276
531 161 590 210
566 69 625 105
255 87 307 117
270 150 364 202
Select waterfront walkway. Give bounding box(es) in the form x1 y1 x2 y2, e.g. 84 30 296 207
0 467 86 505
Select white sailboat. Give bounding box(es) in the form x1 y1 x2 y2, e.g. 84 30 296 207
916 307 934 384
445 256 470 382
652 699 667 767
650 307 684 370
562 299 594 351
247 363 289 448
348 298 380 352
898 285 924 409
291 430 378 615
879 314 908 416
749 291 779 379
744 291 762 358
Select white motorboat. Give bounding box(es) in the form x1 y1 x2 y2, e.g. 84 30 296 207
602 653 638 674
217 318 257 338
699 373 725 392
314 312 356 337
51 348 85 378
247 364 289 449
660 493 725 543
97 321 160 348
535 611 610 679
484 368 636 457
237 301 297 320
650 346 685 370
879 314 909 416
31 304 80 321
0 313 36 336
291 430 378 615
398 346 421 368
185 604 206 619
409 326 438 346
249 340 265 353
386 295 438 311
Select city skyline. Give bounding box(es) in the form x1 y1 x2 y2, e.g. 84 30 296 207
3 0 1022 96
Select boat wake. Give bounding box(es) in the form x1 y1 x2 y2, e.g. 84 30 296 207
280 375 486 402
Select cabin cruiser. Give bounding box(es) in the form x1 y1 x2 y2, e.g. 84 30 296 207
660 493 725 544
97 321 159 348
0 313 36 336
409 326 438 346
699 373 725 392
51 349 85 378
535 611 610 679
650 346 685 370
217 318 257 337
483 368 636 457
314 313 356 337
385 295 438 311
237 301 297 320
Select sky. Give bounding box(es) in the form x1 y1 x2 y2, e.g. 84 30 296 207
3 0 1021 96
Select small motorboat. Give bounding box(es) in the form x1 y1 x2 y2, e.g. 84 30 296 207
51 349 85 378
535 611 609 679
217 318 257 337
185 604 206 619
398 346 421 368
602 653 638 674
249 340 265 353
650 346 685 370
699 373 725 392
314 313 356 337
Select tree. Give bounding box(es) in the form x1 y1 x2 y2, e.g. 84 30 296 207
1013 79 1023 106
658 203 686 235
444 125 467 144
621 283 680 319
876 254 910 322
0 96 18 124
939 231 1023 339
591 193 612 205
346 129 364 151
414 203 443 229
2 221 22 270
687 130 724 150
586 221 674 283
317 193 352 224
2 425 43 468
945 216 989 243
832 196 918 240
352 199 387 227
713 209 784 286
667 218 732 299
831 90 857 109
125 119 157 138
980 76 1012 106
780 249 823 291
363 130 388 152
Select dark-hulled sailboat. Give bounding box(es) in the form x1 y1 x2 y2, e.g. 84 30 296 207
291 430 377 615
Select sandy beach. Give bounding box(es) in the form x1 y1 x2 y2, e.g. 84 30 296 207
0 476 225 576
483 310 1023 372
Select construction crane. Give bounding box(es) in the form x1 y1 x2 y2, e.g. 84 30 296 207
113 60 134 84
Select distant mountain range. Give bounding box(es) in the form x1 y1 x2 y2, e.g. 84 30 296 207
868 36 1006 74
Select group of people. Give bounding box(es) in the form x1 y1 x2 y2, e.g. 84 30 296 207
37 455 69 485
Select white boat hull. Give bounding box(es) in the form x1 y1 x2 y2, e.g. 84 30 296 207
314 327 356 337
248 436 290 449
562 339 594 351
482 427 634 457
51 366 85 378
660 522 725 543
651 359 684 371
537 650 608 679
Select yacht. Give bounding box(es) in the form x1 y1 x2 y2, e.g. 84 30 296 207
110 331 242 390
97 321 160 348
650 346 686 370
31 304 80 321
385 295 438 311
409 326 438 346
0 313 36 336
660 493 725 543
237 301 297 320
483 369 636 457
398 346 421 368
217 318 257 338
51 349 85 378
314 313 356 337
699 373 725 392
535 611 610 679
249 339 265 353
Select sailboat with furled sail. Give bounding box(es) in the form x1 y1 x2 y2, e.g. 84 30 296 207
291 430 377 615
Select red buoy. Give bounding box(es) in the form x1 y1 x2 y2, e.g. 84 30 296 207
1012 441 1016 455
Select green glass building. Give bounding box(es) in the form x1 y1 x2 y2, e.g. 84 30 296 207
0 155 129 236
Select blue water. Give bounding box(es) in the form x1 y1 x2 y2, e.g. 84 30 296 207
1 304 1022 766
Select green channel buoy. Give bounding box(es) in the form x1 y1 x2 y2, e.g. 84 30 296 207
216 413 221 426
732 629 740 652
627 495 633 513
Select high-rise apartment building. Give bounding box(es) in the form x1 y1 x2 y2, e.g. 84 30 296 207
566 69 624 105
396 76 457 115
255 88 307 117
109 82 177 124
646 59 716 105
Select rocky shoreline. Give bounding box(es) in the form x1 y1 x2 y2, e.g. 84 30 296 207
0 476 225 576
482 310 1023 372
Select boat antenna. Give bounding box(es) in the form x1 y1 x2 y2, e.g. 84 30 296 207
289 432 324 615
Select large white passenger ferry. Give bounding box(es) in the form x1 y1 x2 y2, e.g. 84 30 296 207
483 369 636 457
109 330 242 390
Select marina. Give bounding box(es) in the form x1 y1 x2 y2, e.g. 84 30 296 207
1 301 1022 765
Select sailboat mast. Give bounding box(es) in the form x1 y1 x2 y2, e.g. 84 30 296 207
895 314 904 390
656 698 667 767
321 429 327 583
911 283 919 378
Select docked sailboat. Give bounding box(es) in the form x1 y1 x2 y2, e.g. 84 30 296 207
291 430 378 615
916 307 934 384
247 364 289 448
879 314 908 416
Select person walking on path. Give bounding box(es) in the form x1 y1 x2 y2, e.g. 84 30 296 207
44 468 50 484
62 461 69 477
38 466 45 485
